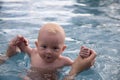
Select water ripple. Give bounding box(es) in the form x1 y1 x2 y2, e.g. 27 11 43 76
0 0 120 80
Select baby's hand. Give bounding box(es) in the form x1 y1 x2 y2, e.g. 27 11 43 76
79 46 91 58
6 35 28 57
13 35 28 47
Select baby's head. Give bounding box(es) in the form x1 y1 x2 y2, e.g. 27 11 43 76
38 23 65 42
36 23 66 63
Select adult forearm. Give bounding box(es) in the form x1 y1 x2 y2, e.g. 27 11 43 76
63 69 80 80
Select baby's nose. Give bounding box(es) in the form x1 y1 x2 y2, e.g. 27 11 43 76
46 48 52 54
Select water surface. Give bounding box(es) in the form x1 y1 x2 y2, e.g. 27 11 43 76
0 0 120 80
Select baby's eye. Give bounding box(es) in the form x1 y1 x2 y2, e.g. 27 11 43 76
53 47 59 51
41 45 47 49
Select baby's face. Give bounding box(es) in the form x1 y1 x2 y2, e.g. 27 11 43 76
36 31 66 63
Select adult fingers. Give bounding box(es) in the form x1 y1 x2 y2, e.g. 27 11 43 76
23 38 29 46
87 49 97 61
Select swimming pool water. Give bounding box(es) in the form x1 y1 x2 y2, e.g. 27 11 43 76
0 0 120 80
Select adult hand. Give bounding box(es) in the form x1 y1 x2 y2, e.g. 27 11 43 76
68 49 96 78
6 35 22 57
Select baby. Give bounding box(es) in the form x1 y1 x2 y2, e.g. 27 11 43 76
0 23 91 80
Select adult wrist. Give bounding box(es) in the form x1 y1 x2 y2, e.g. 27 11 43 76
68 70 77 77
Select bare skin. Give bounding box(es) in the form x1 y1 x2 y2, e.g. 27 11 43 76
0 23 73 80
0 36 21 63
80 46 91 58
64 49 96 80
0 23 97 80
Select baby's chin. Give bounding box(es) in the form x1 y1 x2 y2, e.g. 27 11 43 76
45 60 54 63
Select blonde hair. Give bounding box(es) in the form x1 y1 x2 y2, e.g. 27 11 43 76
40 23 65 35
38 22 65 39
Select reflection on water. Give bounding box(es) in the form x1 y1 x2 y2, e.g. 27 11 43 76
0 0 120 80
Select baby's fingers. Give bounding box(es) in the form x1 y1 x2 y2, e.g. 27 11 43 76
17 35 28 46
22 37 28 46
80 53 89 58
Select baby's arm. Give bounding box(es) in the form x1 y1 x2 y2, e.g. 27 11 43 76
15 35 33 56
79 46 90 58
63 46 90 66
62 56 73 66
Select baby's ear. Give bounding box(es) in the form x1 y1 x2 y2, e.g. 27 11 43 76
62 45 67 51
35 41 38 48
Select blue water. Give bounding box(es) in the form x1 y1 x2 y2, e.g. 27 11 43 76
0 0 120 80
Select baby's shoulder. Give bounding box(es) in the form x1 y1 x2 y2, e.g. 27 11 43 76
60 56 71 60
29 48 38 55
59 56 73 65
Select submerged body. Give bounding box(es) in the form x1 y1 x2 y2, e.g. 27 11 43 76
22 23 73 80
25 67 58 80
1 23 73 80
0 23 96 80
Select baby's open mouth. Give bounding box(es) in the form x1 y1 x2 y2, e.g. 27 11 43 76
44 55 54 63
46 56 51 59
45 55 52 59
